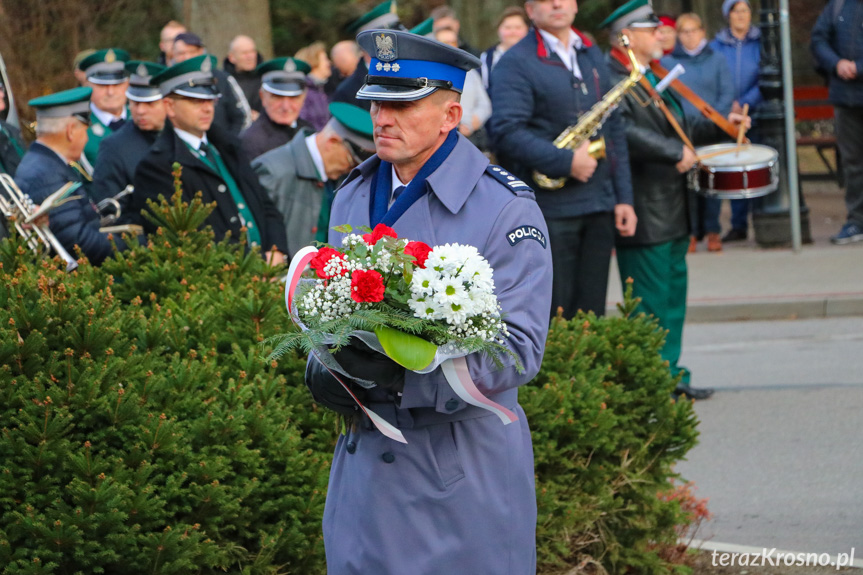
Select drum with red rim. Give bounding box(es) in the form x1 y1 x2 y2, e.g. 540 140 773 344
689 143 779 199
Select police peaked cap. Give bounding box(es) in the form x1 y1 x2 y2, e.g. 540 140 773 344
152 54 221 100
82 48 131 85
126 61 166 102
356 29 480 102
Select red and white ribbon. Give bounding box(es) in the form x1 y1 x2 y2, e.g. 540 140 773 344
440 357 518 425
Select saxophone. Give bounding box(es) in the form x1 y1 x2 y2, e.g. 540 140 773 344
533 35 643 190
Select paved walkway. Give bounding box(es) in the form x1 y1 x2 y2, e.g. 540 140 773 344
607 185 863 321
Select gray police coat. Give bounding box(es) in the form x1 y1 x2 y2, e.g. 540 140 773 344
311 134 552 575
251 129 324 259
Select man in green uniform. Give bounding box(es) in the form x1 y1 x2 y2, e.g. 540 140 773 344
80 48 131 175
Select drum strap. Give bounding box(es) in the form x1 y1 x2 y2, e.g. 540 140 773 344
637 76 698 155
649 61 747 143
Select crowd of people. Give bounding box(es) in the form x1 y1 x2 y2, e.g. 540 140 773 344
2 0 861 574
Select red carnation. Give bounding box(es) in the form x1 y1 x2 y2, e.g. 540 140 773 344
350 269 386 303
404 241 433 269
362 223 397 245
309 247 346 279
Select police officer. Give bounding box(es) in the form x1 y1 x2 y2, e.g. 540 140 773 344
91 61 166 207
131 55 287 265
252 102 375 258
80 48 131 172
331 1 404 111
239 57 313 161
305 29 552 575
15 87 129 265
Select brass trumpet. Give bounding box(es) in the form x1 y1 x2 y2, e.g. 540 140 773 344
0 173 79 272
97 185 134 226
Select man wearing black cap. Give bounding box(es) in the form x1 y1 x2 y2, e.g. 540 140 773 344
15 87 129 265
240 57 313 160
172 32 249 135
80 48 131 172
305 29 552 575
488 0 636 321
91 61 166 208
131 55 287 265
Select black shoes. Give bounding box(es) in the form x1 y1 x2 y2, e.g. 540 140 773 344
673 385 715 401
721 228 748 242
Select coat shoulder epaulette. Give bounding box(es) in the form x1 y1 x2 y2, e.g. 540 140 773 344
484 164 533 196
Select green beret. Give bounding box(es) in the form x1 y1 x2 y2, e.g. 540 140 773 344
151 54 219 99
28 86 93 121
346 0 401 35
81 48 131 85
256 57 310 97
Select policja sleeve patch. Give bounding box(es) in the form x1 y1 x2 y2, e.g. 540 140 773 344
506 225 547 249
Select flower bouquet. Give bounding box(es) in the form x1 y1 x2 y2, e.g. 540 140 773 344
271 224 522 443
270 223 519 373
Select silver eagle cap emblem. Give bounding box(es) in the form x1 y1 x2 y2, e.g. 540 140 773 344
375 33 397 62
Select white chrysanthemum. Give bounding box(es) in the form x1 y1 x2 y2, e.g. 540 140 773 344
410 267 438 296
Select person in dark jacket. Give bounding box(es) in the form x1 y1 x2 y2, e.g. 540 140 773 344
812 0 863 244
239 58 313 161
0 84 25 176
488 0 636 319
131 55 287 264
662 12 734 253
223 35 263 115
601 0 749 400
91 61 166 209
16 87 128 266
710 0 762 242
172 33 250 135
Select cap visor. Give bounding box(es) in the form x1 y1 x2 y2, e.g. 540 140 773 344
173 86 221 100
262 82 306 97
126 87 163 102
355 83 437 102
88 73 130 85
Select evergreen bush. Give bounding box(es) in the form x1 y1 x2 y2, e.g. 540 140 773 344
1 190 700 574
522 291 700 574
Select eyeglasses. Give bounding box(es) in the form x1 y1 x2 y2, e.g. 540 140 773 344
343 139 373 164
72 113 91 127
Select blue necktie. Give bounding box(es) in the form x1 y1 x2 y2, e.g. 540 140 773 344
391 185 406 204
108 118 125 132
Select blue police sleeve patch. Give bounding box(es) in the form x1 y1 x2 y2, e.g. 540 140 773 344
507 225 547 249
486 164 533 192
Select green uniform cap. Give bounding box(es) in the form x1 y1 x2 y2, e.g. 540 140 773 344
599 0 661 33
126 61 167 102
327 102 375 152
255 57 311 97
81 48 131 85
28 86 93 121
409 17 434 37
152 54 220 100
346 0 401 35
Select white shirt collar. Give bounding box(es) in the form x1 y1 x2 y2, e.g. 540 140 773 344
90 102 127 127
174 127 209 152
305 133 327 182
538 28 583 79
390 165 410 207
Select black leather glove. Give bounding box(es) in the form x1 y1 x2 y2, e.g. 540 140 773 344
332 338 406 393
305 354 367 416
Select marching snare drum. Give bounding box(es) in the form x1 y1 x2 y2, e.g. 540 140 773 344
689 143 779 199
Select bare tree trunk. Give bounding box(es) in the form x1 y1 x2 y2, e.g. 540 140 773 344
185 0 273 61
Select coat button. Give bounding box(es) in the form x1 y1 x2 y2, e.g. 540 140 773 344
381 452 395 464
218 184 227 193
346 441 357 454
444 399 459 412
230 216 238 223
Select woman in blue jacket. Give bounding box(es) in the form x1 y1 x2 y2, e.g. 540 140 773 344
710 0 763 242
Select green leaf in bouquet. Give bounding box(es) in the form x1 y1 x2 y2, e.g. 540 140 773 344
333 224 354 234
374 325 437 371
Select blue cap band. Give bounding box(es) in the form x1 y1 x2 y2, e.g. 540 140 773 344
368 58 467 92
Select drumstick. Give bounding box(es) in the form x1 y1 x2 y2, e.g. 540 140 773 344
735 104 749 155
696 144 752 162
